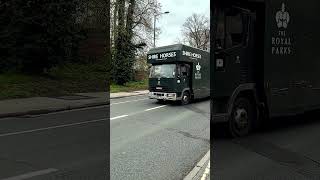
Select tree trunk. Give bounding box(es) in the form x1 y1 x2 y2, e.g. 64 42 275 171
106 0 111 91
112 0 118 45
117 0 125 36
126 0 136 41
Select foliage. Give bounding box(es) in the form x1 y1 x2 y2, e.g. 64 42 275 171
0 62 107 100
133 53 149 71
0 0 87 74
110 0 161 85
112 31 136 85
110 79 148 93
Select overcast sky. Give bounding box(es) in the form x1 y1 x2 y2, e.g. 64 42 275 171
156 0 210 47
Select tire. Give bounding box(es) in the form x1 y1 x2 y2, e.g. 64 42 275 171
229 97 256 137
181 91 190 105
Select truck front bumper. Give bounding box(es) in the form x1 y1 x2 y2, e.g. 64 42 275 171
148 92 180 101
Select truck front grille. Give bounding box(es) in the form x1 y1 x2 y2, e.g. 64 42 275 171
149 86 169 92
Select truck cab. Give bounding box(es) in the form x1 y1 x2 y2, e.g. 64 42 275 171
149 63 191 103
148 44 210 105
211 0 266 136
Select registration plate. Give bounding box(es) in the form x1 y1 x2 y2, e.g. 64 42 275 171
156 87 162 90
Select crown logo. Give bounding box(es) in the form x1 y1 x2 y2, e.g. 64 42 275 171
276 3 290 29
196 62 201 71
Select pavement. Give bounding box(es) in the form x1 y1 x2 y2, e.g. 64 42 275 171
110 95 210 180
213 113 320 180
0 90 149 118
110 90 149 99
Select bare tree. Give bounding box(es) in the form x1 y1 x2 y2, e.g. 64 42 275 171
181 13 210 50
110 0 161 48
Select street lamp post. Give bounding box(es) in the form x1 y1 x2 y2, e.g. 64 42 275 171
153 11 170 48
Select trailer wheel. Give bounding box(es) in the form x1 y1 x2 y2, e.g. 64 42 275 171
181 91 190 105
229 97 255 137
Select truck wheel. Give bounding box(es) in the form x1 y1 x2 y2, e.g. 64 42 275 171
229 97 255 137
181 91 190 105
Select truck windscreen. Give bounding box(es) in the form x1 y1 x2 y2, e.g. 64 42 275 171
149 64 176 78
214 7 246 49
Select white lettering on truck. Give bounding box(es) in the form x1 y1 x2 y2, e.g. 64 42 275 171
159 52 176 59
182 51 202 59
148 52 177 60
271 2 294 56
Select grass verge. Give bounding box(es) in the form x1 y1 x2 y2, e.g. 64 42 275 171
110 79 148 93
0 62 107 100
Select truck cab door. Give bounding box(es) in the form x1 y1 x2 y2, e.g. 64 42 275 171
177 64 191 92
213 7 254 98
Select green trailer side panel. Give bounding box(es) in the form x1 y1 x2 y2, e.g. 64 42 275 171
211 0 320 118
265 0 320 115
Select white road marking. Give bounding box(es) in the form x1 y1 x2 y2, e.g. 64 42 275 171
200 161 210 180
0 118 107 138
110 105 167 121
144 105 167 112
3 168 58 180
111 98 148 105
110 115 129 120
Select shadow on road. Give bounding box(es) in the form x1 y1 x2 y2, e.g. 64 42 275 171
212 109 320 140
262 109 320 133
152 97 210 106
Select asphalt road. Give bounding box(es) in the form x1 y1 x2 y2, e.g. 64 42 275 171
213 112 320 180
0 105 108 180
110 95 210 180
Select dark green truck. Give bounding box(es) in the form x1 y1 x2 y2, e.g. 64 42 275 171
147 44 210 105
211 0 320 136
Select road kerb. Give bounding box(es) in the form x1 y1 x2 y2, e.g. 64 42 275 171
0 101 110 119
200 160 210 180
184 150 210 180
110 92 149 99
